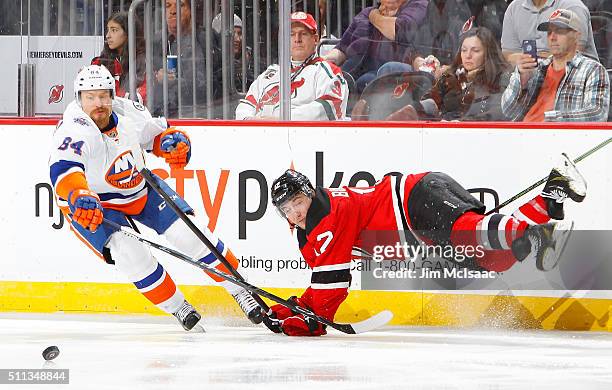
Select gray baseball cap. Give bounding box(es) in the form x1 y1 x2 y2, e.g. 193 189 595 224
537 9 582 32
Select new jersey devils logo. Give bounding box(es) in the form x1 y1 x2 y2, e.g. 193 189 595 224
105 151 143 189
393 81 410 98
331 80 343 97
550 9 563 19
257 78 306 111
48 84 64 104
461 16 475 34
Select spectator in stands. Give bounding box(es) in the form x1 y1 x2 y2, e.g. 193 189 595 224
92 12 147 104
318 0 333 38
587 0 612 68
323 0 428 93
582 0 603 11
235 12 348 121
151 0 216 117
298 0 335 39
409 0 474 78
501 0 599 65
377 0 510 82
502 9 610 122
212 13 254 93
416 27 511 121
465 0 508 42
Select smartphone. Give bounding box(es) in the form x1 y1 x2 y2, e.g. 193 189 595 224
522 39 538 60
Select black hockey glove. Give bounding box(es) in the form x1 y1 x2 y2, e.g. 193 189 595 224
262 313 283 334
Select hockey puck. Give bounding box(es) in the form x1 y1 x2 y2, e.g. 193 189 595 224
42 346 60 361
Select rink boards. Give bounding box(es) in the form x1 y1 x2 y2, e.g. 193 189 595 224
1 119 611 331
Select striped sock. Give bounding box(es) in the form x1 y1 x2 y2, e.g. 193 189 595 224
512 195 551 225
452 211 528 272
198 239 240 287
133 262 184 314
475 213 528 251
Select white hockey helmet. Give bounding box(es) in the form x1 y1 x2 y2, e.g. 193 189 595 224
74 64 115 105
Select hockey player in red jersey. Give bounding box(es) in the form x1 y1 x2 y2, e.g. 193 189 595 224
49 65 263 331
267 160 586 336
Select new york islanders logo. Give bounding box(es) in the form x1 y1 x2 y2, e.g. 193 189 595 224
48 84 64 104
105 151 144 189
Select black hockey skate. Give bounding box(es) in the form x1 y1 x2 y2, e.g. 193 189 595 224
173 300 202 331
542 153 587 220
511 220 574 271
232 289 264 324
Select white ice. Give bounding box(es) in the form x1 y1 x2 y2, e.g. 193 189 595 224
1 313 612 390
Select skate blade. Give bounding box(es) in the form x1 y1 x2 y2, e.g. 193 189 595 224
189 323 206 333
559 153 587 200
536 220 574 271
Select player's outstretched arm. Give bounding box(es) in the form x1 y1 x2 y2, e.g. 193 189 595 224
50 127 102 232
267 210 354 336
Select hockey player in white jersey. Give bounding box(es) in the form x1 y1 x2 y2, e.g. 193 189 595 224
235 12 348 120
49 65 263 331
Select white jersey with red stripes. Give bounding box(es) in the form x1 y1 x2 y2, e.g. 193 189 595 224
49 97 167 214
235 56 348 120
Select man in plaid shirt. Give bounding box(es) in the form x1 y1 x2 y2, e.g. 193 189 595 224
501 9 609 122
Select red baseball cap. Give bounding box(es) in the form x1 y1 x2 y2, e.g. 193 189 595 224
291 12 317 34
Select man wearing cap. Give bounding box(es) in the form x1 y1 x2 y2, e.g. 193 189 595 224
235 12 348 121
501 0 599 65
501 8 609 122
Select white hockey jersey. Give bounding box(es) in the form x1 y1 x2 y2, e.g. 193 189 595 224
49 97 167 215
235 57 349 120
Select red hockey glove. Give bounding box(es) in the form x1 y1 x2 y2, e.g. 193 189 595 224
270 297 299 320
281 315 327 336
269 296 326 336
159 127 191 169
68 189 103 232
263 297 301 334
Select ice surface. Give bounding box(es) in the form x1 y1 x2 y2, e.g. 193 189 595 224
1 313 611 389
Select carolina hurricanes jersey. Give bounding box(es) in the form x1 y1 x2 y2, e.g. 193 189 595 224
235 57 348 120
49 97 167 215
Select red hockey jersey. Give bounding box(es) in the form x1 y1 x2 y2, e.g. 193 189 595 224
293 173 428 321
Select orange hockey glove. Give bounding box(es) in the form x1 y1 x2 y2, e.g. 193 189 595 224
68 189 104 232
159 128 191 169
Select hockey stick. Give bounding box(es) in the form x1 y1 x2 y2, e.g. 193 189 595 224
486 136 612 215
139 168 272 314
103 218 393 334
